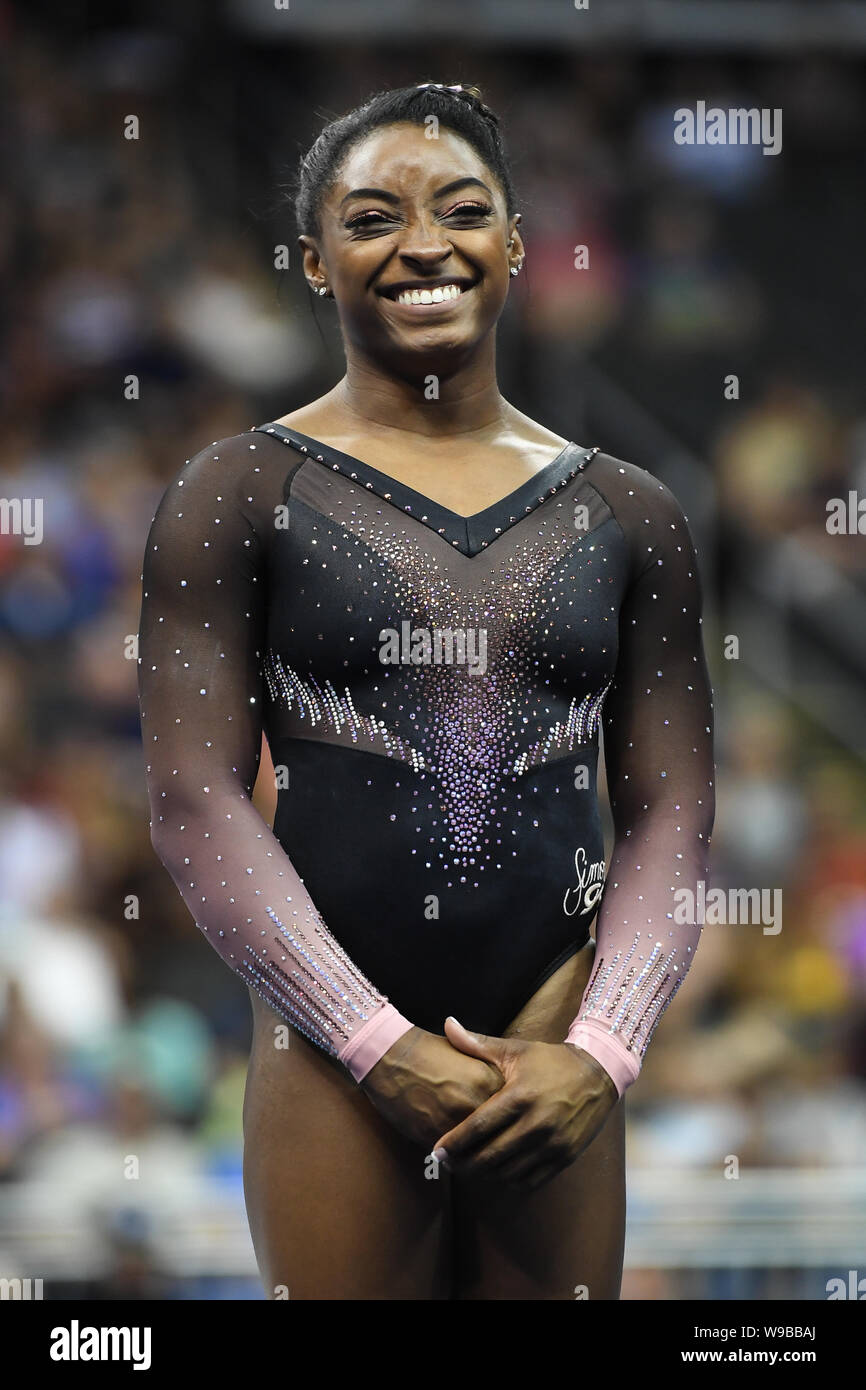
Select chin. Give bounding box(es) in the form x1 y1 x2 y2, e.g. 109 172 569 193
391 310 493 351
392 329 481 369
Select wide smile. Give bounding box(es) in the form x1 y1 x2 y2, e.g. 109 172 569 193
378 278 477 313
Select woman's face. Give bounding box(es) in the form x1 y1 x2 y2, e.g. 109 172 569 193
301 122 522 370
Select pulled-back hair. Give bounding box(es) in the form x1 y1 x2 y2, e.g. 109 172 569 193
293 83 518 239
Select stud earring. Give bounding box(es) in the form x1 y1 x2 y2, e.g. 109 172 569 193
316 285 329 297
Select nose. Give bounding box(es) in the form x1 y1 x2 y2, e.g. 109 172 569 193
396 217 453 272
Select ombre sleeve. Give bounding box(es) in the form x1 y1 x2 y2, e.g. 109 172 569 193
137 438 414 1081
564 468 716 1095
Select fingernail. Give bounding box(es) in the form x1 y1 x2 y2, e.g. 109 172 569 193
447 1015 476 1039
432 1147 448 1165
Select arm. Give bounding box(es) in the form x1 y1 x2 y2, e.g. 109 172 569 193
564 479 716 1095
137 441 413 1082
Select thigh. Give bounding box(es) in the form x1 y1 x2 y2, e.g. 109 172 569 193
452 939 626 1301
242 993 450 1300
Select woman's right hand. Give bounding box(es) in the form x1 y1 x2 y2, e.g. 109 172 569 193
358 1024 504 1150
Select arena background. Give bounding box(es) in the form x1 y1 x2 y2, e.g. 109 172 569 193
0 0 864 1300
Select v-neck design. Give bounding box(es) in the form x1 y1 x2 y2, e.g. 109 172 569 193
253 421 599 557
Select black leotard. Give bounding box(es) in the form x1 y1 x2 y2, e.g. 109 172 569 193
138 422 714 1092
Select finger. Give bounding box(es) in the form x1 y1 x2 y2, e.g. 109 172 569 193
434 1087 523 1163
454 1122 540 1180
454 1109 568 1182
443 1016 511 1068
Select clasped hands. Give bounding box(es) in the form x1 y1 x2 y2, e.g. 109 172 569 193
360 1017 619 1192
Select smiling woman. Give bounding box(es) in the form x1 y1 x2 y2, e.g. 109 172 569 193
137 82 715 1300
295 107 523 385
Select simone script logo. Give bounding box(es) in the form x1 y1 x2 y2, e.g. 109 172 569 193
563 847 606 917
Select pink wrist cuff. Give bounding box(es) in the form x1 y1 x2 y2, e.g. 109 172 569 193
339 1003 415 1083
565 1018 642 1097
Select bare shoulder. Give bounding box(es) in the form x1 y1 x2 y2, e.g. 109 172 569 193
273 391 343 436
502 403 570 454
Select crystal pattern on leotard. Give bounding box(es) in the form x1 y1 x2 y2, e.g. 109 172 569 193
237 901 391 1051
575 930 687 1058
263 643 614 872
265 478 618 875
262 652 427 770
138 425 714 1090
513 680 613 775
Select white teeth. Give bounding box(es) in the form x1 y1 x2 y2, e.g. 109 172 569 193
395 283 463 305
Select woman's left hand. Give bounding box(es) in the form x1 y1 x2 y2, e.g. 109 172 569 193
431 1017 619 1191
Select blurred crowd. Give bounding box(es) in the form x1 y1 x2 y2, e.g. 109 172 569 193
0 17 864 1297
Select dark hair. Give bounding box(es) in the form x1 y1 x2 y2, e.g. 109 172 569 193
293 83 518 239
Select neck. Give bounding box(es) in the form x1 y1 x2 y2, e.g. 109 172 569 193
333 336 509 440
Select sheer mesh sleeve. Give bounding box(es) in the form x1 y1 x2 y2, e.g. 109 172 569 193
137 437 414 1081
565 464 716 1095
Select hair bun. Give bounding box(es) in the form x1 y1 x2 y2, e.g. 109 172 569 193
415 82 499 126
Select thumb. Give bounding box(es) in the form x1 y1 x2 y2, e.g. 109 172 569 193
443 1015 509 1063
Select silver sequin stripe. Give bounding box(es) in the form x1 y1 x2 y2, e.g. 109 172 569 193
263 650 427 770
513 678 613 774
578 932 689 1057
244 924 371 1045
266 645 612 779
265 903 384 1020
230 892 390 1052
241 951 344 1054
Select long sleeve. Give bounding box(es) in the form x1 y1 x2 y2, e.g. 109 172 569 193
564 471 716 1095
136 438 414 1081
